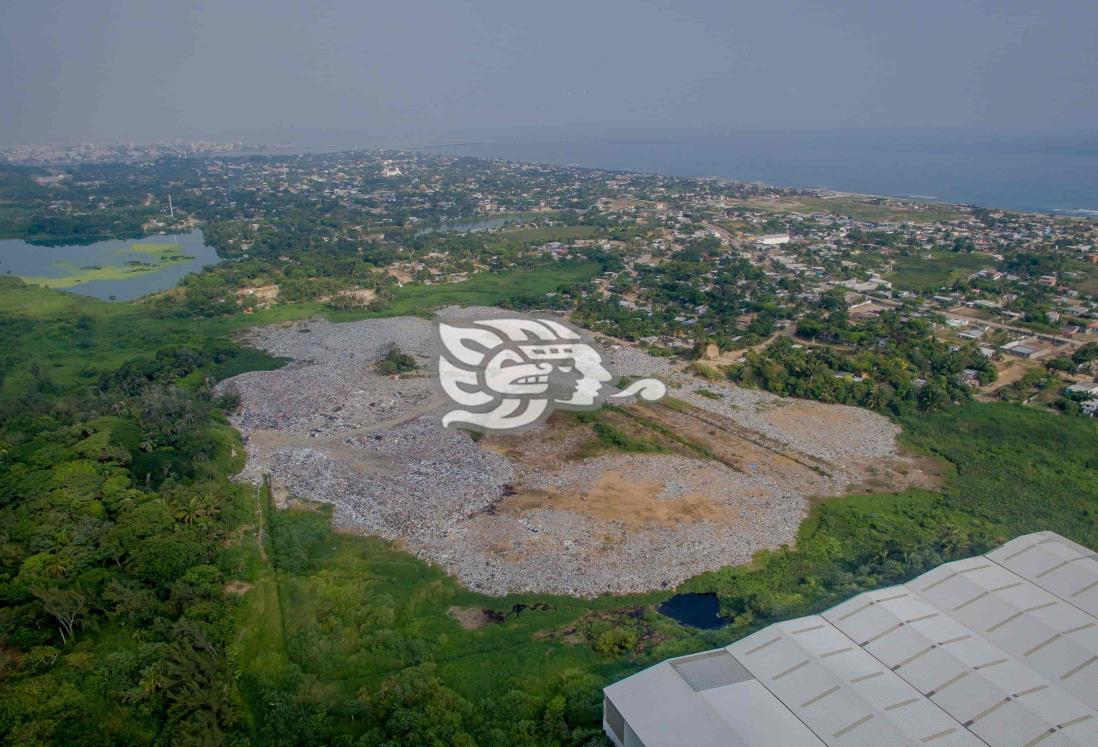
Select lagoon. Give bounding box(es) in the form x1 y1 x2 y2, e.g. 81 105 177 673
0 229 221 301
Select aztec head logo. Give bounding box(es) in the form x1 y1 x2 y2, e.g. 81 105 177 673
435 316 666 431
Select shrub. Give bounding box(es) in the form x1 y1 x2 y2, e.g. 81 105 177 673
374 345 418 375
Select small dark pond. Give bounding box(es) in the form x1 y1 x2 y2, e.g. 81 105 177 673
657 592 729 629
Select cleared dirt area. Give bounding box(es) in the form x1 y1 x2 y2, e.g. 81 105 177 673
977 357 1042 399
448 606 495 630
503 467 737 528
485 397 938 532
236 284 279 308
218 309 936 596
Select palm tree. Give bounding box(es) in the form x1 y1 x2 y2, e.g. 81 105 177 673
174 498 204 525
44 556 67 578
197 495 220 522
174 495 220 525
159 621 239 740
937 524 967 557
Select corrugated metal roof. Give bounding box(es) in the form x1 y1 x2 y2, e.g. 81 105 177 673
728 617 979 746
988 532 1098 617
606 658 747 747
824 582 1095 747
604 532 1098 747
699 680 826 746
914 553 1098 710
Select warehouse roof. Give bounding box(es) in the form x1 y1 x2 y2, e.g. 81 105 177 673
603 532 1098 747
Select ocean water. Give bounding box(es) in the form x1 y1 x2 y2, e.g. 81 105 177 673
431 131 1098 215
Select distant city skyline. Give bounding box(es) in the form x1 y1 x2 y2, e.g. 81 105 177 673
3 0 1098 145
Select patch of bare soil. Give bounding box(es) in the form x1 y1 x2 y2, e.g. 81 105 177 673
479 412 594 465
976 358 1041 400
236 284 279 308
383 264 415 283
538 607 669 655
337 287 377 303
501 466 738 529
489 400 932 532
449 603 554 630
224 581 253 595
448 606 497 630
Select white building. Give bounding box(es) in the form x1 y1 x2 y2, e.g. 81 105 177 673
756 233 791 247
839 273 892 293
604 531 1098 747
1066 382 1098 398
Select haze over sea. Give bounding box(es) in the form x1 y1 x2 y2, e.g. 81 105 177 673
418 129 1098 216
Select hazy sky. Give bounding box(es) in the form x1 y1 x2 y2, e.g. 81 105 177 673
3 0 1096 144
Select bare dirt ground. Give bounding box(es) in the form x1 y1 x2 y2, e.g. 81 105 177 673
448 606 494 630
976 357 1042 400
235 284 279 308
218 308 937 596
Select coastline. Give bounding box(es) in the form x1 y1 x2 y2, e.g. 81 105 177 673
423 133 1098 217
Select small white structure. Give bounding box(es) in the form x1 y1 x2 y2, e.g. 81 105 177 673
1000 339 1047 359
1066 382 1098 398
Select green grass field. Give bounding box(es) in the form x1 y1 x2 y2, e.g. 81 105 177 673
1062 258 1098 296
0 278 222 396
900 403 1098 546
729 195 963 224
488 225 601 245
233 493 700 741
886 250 990 291
381 260 600 314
